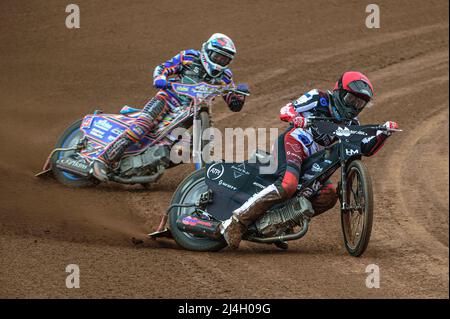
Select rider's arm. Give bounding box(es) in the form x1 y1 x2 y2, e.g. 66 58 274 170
280 89 328 124
360 131 389 156
221 69 247 112
360 122 398 156
152 50 197 88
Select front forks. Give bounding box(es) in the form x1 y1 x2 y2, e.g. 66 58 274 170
339 145 349 212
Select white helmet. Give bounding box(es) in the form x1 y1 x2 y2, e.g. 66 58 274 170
200 33 236 77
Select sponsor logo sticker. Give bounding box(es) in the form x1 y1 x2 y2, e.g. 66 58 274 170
231 163 250 179
312 163 322 173
206 163 224 180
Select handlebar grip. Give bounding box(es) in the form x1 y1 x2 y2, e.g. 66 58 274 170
376 126 402 132
234 90 250 96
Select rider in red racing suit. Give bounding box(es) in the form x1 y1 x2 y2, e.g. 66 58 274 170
222 71 399 249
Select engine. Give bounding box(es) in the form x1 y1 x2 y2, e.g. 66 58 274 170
255 196 314 237
118 145 170 177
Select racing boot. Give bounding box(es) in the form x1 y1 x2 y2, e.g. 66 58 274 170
222 184 284 249
92 134 134 181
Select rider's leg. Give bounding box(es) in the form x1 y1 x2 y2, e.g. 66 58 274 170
223 127 308 249
310 180 338 216
92 94 169 181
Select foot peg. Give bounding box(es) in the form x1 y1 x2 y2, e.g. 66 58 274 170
148 228 173 239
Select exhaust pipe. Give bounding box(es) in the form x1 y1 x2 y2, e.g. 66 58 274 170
110 171 163 184
176 215 222 239
246 219 310 244
55 157 90 177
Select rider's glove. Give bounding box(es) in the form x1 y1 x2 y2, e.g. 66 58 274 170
292 115 309 129
280 103 297 122
381 121 399 135
225 83 248 112
153 75 168 89
230 83 249 102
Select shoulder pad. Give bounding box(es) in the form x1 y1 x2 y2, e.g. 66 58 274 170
293 89 319 106
183 49 200 57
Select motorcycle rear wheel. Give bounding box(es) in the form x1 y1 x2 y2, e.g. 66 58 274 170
51 119 98 187
340 160 374 257
168 168 227 252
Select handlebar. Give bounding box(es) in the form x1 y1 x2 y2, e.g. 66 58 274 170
230 88 250 96
307 116 402 132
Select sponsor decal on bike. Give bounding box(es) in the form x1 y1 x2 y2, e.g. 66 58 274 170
59 158 89 170
90 128 105 139
93 119 113 131
174 85 189 92
312 163 323 173
218 179 237 191
181 216 212 227
335 126 367 137
231 163 250 179
81 116 93 128
172 82 220 99
345 148 359 156
362 136 375 144
206 163 224 180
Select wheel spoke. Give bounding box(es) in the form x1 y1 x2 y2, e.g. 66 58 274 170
345 168 365 247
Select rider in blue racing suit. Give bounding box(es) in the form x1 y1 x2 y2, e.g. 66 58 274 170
92 33 249 180
222 71 400 249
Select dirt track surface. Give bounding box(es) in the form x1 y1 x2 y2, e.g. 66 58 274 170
0 0 448 298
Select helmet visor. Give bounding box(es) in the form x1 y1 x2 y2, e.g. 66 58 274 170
209 51 232 67
343 92 369 111
348 80 373 98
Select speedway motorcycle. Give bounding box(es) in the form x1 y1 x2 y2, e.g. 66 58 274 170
36 82 249 187
152 119 401 257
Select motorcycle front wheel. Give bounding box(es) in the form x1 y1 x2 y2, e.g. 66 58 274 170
168 168 227 252
340 160 374 257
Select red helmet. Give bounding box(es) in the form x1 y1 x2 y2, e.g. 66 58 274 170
332 71 374 119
